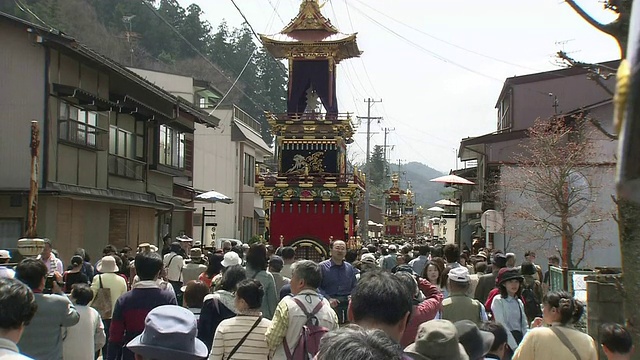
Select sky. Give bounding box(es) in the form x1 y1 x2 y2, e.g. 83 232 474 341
177 0 620 173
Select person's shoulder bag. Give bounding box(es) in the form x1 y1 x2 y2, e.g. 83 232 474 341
227 316 263 359
91 274 113 320
551 326 582 360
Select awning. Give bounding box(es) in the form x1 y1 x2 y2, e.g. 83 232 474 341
112 94 173 122
232 121 271 153
53 83 114 111
254 208 266 218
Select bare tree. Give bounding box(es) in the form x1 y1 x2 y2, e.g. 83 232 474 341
500 116 609 268
564 0 631 57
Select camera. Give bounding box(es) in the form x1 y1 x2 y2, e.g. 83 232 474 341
44 274 55 293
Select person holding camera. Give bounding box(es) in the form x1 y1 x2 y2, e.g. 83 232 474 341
15 258 80 360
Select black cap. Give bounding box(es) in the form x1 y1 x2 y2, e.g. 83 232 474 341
493 253 507 268
268 255 284 272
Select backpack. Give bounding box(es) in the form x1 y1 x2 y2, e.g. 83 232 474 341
284 298 329 360
521 283 542 320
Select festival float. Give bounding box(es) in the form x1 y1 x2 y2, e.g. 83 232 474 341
255 0 365 261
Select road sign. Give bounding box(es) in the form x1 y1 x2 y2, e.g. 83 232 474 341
481 210 504 233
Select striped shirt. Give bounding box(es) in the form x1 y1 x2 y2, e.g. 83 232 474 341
210 314 272 360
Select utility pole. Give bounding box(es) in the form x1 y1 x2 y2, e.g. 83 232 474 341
358 98 382 243
382 127 394 187
381 127 393 215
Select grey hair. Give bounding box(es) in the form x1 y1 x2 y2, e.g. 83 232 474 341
316 325 404 360
290 260 322 289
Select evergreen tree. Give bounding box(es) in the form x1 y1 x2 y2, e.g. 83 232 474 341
369 145 387 188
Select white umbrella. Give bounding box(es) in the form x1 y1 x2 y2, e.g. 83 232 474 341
196 190 234 204
435 199 459 206
426 206 445 212
430 174 475 185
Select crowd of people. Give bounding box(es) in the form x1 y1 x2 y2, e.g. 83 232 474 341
0 238 634 360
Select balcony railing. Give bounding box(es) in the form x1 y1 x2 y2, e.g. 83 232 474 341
108 154 145 180
233 106 261 134
257 172 365 188
269 112 354 124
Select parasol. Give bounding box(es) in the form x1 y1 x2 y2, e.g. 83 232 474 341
426 206 445 212
430 174 475 185
196 190 234 204
435 199 459 206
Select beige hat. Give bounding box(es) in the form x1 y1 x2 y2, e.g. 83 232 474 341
405 320 469 360
448 266 471 283
0 250 10 259
138 243 158 252
97 256 119 273
190 248 204 259
360 253 376 264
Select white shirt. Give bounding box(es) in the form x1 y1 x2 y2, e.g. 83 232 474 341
62 305 106 360
163 252 184 282
37 254 63 274
0 337 32 359
0 266 15 278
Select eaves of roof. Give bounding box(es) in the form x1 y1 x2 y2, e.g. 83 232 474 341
495 60 620 108
460 129 529 147
0 11 218 127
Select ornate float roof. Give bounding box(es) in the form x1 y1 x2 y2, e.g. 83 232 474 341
260 0 361 61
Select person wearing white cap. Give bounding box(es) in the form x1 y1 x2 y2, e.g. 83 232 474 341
439 267 488 325
0 250 15 279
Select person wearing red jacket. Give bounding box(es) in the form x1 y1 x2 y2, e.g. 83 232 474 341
395 272 444 347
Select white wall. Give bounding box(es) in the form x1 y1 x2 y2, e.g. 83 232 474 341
496 164 620 270
128 68 194 103
193 109 238 242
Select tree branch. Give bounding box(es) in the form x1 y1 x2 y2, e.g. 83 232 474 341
587 116 618 140
564 0 615 36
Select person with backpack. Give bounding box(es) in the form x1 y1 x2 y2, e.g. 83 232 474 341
520 261 542 324
266 260 338 360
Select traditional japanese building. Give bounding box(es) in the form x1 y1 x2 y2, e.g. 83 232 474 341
256 0 364 260
384 173 405 240
403 186 417 239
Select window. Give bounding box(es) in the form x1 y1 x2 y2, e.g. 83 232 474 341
108 116 145 180
58 102 103 147
497 93 512 131
0 219 22 250
243 153 255 186
159 125 186 169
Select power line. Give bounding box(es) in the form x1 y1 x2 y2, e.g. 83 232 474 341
347 2 504 82
265 0 286 28
141 0 270 111
351 0 543 73
207 49 257 116
228 0 288 73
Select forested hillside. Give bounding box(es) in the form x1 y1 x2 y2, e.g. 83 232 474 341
2 0 287 143
364 145 446 209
